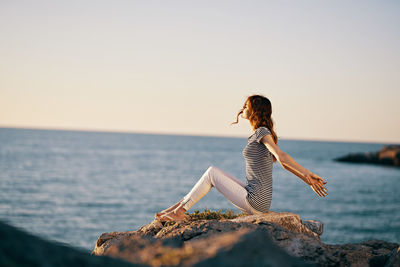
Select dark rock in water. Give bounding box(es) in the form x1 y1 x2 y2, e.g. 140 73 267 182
335 145 400 167
0 220 140 267
92 211 399 266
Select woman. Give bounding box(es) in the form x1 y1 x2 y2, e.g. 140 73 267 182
155 94 327 222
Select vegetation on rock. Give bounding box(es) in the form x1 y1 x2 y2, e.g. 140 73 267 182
187 208 247 220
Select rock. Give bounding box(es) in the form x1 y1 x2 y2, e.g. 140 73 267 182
92 211 399 266
99 228 309 267
335 145 400 167
385 246 400 267
301 219 324 236
0 220 140 267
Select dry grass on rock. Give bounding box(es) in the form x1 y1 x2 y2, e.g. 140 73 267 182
187 209 247 221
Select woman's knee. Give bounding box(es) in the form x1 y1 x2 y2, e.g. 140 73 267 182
205 165 221 185
206 165 219 175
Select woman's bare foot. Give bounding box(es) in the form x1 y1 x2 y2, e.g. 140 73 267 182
154 198 184 218
157 205 189 222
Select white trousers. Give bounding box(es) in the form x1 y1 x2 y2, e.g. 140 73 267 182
181 166 264 215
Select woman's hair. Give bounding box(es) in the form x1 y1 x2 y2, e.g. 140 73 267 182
231 94 278 161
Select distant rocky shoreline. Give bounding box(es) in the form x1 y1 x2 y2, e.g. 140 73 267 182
335 145 400 167
92 211 400 266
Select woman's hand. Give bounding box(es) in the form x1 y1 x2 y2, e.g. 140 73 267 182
305 172 328 197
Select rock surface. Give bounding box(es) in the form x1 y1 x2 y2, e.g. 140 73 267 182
0 220 140 266
335 145 400 167
92 211 399 266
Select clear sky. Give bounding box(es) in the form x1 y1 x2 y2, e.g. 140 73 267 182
1 0 399 143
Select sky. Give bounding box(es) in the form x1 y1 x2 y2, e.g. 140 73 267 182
0 0 399 143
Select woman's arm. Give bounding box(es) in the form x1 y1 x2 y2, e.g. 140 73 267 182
280 153 312 183
259 135 328 197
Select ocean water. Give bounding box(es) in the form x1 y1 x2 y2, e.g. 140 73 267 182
0 127 399 252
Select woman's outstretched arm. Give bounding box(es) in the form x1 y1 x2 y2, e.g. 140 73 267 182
259 135 328 197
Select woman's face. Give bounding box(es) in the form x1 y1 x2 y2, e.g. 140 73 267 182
242 100 250 120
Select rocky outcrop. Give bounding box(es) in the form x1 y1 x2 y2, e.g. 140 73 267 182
0 220 139 266
92 211 399 266
335 145 400 167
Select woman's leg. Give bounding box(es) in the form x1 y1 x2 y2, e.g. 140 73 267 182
179 166 257 214
157 166 261 222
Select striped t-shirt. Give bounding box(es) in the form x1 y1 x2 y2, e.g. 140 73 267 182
243 127 273 213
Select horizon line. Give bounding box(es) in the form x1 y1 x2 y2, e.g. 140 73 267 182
0 124 398 145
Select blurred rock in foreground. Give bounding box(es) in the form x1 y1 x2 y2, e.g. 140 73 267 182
92 211 400 266
335 145 400 167
0 220 140 266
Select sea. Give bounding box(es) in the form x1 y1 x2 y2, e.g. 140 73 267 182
0 127 399 253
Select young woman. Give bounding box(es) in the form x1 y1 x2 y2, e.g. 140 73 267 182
155 94 327 222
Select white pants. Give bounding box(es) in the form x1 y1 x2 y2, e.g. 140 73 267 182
181 166 264 215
